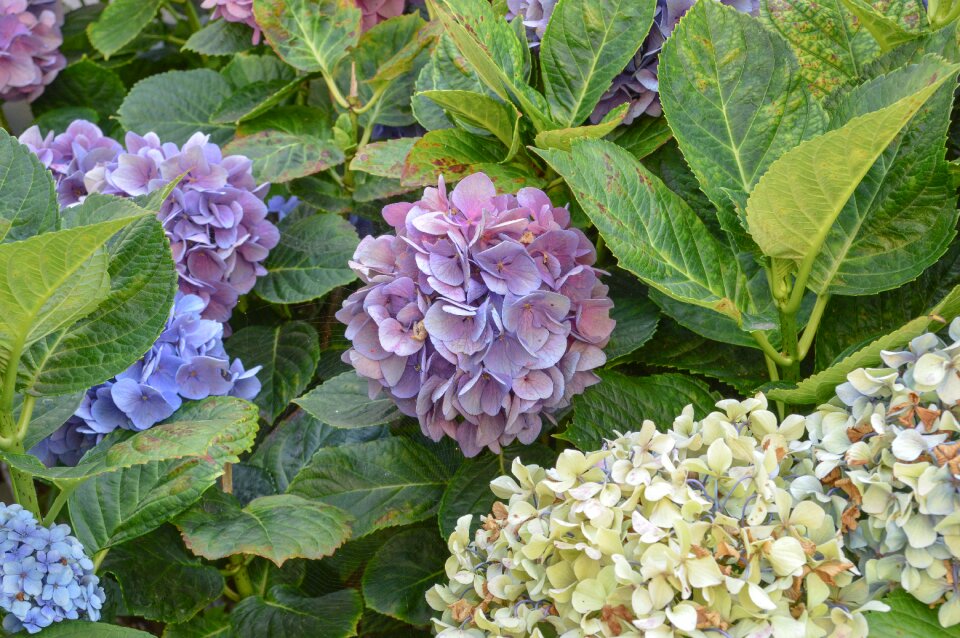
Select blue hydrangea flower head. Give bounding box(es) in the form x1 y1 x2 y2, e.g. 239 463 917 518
0 503 104 634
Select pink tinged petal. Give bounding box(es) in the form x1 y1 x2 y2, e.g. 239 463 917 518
451 172 496 219
576 298 616 344
382 202 413 228
349 350 383 380
513 369 554 401
379 354 408 387
378 318 425 357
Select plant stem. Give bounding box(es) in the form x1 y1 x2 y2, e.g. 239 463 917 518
778 308 801 382
42 484 75 527
797 294 830 360
93 548 109 573
15 395 34 442
0 106 10 133
222 463 233 494
0 335 40 518
181 0 202 33
750 332 792 368
322 73 351 110
231 556 254 598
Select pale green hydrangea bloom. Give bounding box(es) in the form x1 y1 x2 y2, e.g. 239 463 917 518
807 318 960 628
428 396 879 637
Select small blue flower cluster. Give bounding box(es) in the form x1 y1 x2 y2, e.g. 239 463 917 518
33 293 262 466
0 503 104 634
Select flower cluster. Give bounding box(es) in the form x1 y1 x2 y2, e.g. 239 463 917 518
428 396 880 637
20 121 280 322
32 294 261 467
337 173 614 456
806 319 960 627
0 503 104 634
0 0 64 102
506 0 758 124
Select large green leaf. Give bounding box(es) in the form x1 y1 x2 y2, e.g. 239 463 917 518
361 528 446 626
224 130 344 183
118 70 234 145
21 205 176 396
253 0 361 75
231 587 362 638
658 0 825 248
226 322 320 421
294 371 401 429
350 137 418 179
427 0 553 131
418 90 520 154
769 283 960 404
32 59 127 122
745 58 959 294
183 19 254 56
562 370 719 450
212 78 303 124
605 278 660 363
0 214 145 352
608 116 672 161
761 0 921 98
538 139 773 330
87 0 162 57
539 0 655 127
102 526 223 624
19 391 84 451
162 608 231 638
867 590 957 636
222 53 298 87
0 130 57 244
177 492 352 566
288 437 449 537
412 35 492 131
35 623 154 637
246 408 388 492
254 213 358 304
9 397 259 484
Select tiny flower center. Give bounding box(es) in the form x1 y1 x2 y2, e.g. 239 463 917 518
412 320 428 341
519 230 535 245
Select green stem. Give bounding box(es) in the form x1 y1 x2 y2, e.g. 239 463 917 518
0 336 40 518
764 354 785 420
222 583 241 602
498 452 506 475
41 484 75 527
0 107 9 134
93 548 109 573
797 294 830 360
750 331 792 368
322 73 351 110
231 556 255 599
778 308 801 382
15 395 35 442
354 83 389 116
181 0 202 33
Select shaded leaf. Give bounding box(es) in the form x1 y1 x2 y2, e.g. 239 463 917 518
361 528 445 626
87 0 162 57
183 19 254 56
294 371 401 429
35 623 154 637
231 587 362 638
162 607 231 638
32 59 126 122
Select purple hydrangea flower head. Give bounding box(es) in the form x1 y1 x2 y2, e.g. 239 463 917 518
337 173 614 456
356 0 404 31
0 503 105 634
200 0 260 43
31 293 262 466
505 0 557 46
19 122 280 323
0 0 64 102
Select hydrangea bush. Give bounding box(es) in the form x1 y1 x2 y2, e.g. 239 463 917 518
0 0 959 635
337 173 614 456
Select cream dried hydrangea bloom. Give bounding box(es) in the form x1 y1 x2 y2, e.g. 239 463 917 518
428 396 880 637
806 319 960 628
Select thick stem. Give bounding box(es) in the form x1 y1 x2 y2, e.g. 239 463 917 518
750 331 792 368
778 308 801 383
322 73 351 110
231 556 255 599
797 295 830 360
42 484 75 527
0 336 40 518
181 0 202 33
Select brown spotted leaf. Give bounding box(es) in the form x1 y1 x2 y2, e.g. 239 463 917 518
253 0 361 75
224 131 345 183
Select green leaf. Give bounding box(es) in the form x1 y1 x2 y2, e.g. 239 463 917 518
177 491 352 566
366 18 440 90
402 128 541 190
658 0 825 249
428 0 553 131
745 57 959 295
840 0 921 50
0 214 145 352
761 0 920 98
605 280 659 362
288 437 449 537
562 370 719 450
437 444 555 538
0 129 57 244
32 60 126 122
537 139 773 330
224 130 345 182
254 213 358 304
222 53 297 87
246 408 388 492
34 107 101 134
412 35 493 131
867 589 956 636
118 70 234 145
9 396 259 484
418 89 521 155
533 102 629 151
183 19 254 56
769 282 960 404
87 0 162 57
103 526 224 624
361 528 446 626
232 587 362 638
226 322 320 421
19 391 84 450
253 0 361 75
294 371 401 429
539 0 655 126
20 206 176 396
350 137 418 178
162 607 231 638
35 623 154 638
69 456 227 554
212 78 303 124
607 116 672 161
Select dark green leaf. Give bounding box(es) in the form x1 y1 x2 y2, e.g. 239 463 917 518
32 60 126 121
212 78 302 124
20 392 84 451
231 587 362 638
254 213 358 304
562 370 718 450
539 0 655 126
866 589 956 636
103 526 223 624
118 70 234 145
162 607 231 638
361 528 445 626
177 491 352 566
222 53 297 88
0 129 57 244
294 371 401 429
34 107 101 134
226 322 320 421
605 277 659 363
35 623 154 638
288 437 449 537
607 116 672 160
183 19 254 56
87 0 163 57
